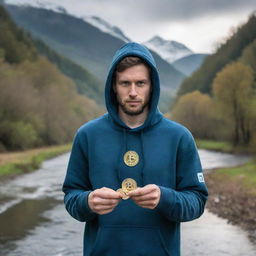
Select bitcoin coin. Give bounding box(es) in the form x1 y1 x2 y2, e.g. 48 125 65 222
123 151 139 167
122 178 137 193
116 188 129 200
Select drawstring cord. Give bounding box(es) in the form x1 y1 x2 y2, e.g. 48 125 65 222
140 131 145 186
117 128 127 183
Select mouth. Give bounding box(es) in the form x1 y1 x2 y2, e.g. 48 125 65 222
126 101 141 104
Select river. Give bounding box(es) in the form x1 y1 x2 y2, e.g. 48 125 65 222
0 150 255 256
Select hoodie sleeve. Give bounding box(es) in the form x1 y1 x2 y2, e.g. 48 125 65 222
62 130 97 222
156 130 208 222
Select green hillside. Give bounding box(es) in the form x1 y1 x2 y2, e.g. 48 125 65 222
33 39 103 104
178 13 256 96
0 5 102 152
0 5 37 63
171 13 256 150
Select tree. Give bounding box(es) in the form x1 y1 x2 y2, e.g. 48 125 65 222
213 62 254 145
0 48 4 60
171 91 218 139
240 39 256 77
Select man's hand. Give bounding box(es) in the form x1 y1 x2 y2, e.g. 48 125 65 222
88 187 122 215
128 184 161 209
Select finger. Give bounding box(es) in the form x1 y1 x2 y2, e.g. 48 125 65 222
98 208 115 215
93 204 117 212
94 188 122 199
133 200 158 209
99 188 123 199
128 185 156 197
93 197 121 206
130 193 156 201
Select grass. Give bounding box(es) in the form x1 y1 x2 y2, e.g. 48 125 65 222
197 139 256 191
196 138 256 194
212 158 256 192
0 144 71 179
196 139 233 153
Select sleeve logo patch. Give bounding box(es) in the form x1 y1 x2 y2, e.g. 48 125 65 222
197 172 205 183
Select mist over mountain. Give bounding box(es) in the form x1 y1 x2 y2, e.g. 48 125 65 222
82 16 131 43
5 0 68 13
144 36 193 63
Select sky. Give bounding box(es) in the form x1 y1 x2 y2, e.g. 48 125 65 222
5 0 256 53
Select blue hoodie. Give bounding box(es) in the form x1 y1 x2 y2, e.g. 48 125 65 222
62 42 208 256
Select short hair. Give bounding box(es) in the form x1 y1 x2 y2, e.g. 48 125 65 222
113 56 151 84
116 56 150 72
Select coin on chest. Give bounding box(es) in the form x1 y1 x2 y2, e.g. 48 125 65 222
122 178 137 193
123 151 139 167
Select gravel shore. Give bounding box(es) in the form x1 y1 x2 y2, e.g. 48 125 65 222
205 171 256 243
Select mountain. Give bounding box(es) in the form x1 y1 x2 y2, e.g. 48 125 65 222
177 13 256 96
6 0 131 42
172 53 208 76
144 36 193 63
4 3 186 112
5 0 68 13
144 36 207 78
82 16 131 43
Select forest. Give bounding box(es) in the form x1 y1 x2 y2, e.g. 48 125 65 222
0 6 102 151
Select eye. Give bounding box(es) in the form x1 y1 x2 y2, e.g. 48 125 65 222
120 81 130 86
137 81 146 87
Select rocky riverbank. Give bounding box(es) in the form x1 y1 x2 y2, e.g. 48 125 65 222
205 167 256 243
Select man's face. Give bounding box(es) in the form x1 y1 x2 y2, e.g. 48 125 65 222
114 64 151 116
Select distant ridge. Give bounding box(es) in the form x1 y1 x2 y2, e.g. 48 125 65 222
172 53 208 76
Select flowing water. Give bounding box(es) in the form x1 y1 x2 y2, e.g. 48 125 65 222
0 150 255 256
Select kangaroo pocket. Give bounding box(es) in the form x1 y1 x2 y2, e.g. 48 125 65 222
90 226 170 256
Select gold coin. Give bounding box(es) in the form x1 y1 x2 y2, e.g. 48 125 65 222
123 151 139 167
122 178 137 193
116 188 129 200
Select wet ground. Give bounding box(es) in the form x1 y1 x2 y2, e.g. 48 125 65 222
182 210 256 256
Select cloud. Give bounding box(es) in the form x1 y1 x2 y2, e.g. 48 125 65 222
138 0 256 21
5 0 256 52
61 0 256 22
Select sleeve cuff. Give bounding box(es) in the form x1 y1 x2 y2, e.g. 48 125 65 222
156 186 176 215
77 191 97 220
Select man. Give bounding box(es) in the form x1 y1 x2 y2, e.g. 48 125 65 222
62 42 208 256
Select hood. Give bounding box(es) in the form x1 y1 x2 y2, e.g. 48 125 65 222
105 42 162 132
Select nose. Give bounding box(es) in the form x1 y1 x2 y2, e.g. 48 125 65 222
129 84 137 97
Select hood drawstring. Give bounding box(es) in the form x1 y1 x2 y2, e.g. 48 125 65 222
140 131 145 186
117 129 128 183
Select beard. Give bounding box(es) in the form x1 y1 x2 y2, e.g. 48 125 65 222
116 95 150 116
119 101 149 116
